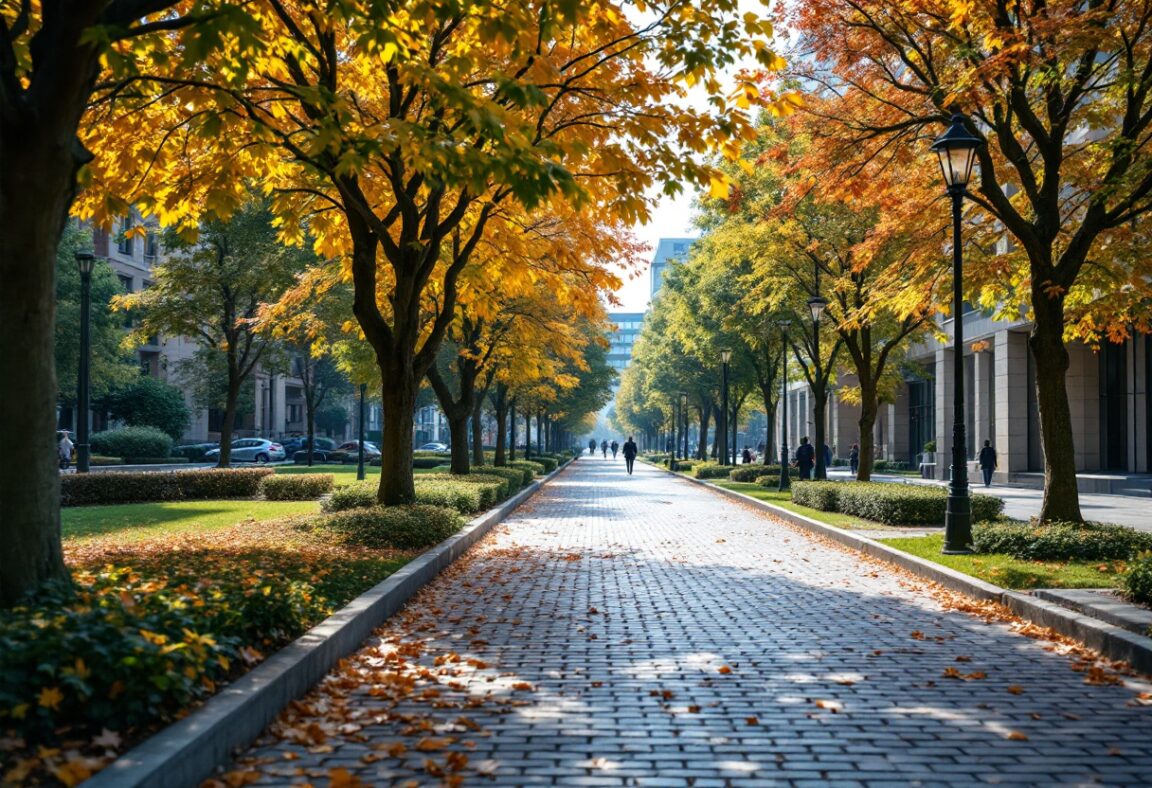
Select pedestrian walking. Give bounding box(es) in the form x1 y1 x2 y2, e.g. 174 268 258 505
589 438 597 456
742 447 752 464
610 440 619 459
795 437 815 480
849 443 859 476
623 436 638 475
823 443 833 469
601 440 608 458
979 440 998 487
57 431 73 470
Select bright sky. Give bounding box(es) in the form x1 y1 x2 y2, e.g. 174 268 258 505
612 189 700 312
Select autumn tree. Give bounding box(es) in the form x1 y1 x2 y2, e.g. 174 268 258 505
118 202 310 465
788 0 1152 520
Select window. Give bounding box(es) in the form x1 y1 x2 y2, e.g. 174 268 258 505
118 275 133 292
288 404 303 423
117 217 134 256
144 231 159 260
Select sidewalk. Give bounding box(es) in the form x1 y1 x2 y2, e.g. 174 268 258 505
827 467 1152 531
222 456 1152 786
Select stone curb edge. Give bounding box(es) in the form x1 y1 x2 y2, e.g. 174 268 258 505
657 464 1152 675
84 459 576 788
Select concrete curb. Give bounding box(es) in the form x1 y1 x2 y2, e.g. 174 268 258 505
656 464 1152 673
84 460 574 788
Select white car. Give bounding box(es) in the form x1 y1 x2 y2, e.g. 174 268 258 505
205 438 286 463
418 442 449 452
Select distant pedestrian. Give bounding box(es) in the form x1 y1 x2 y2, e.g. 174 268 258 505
623 436 638 475
610 440 619 459
589 438 597 456
601 440 608 458
823 443 833 468
57 431 73 470
742 447 752 464
795 437 815 480
849 443 859 476
979 440 998 487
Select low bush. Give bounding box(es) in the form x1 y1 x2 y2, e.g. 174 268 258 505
413 457 447 469
729 465 782 482
534 456 558 473
1123 552 1152 607
476 464 532 489
833 482 1003 525
674 459 696 471
439 472 512 501
173 444 212 462
508 460 546 478
123 457 185 465
261 474 335 501
323 481 377 512
691 462 731 479
974 521 1152 561
315 505 462 550
89 455 124 466
873 460 912 472
60 468 273 506
755 475 781 488
644 453 670 463
90 426 173 460
414 480 485 513
791 482 842 511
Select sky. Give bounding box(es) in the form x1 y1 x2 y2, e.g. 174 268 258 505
612 189 700 313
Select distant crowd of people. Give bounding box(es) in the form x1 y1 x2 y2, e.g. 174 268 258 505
588 436 639 474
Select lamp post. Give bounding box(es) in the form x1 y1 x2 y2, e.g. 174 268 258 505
931 113 983 554
720 348 731 465
777 320 791 492
680 391 689 461
357 382 367 481
808 291 828 480
75 250 96 474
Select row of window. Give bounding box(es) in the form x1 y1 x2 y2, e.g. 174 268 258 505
115 216 159 260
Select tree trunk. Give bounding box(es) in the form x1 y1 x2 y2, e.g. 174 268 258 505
508 398 516 461
305 397 316 467
445 412 470 474
377 359 418 505
697 404 712 461
814 381 828 480
1030 301 1083 523
217 379 242 467
856 385 879 482
494 394 508 466
471 398 485 468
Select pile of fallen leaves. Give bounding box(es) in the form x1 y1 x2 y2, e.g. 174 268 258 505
0 520 408 786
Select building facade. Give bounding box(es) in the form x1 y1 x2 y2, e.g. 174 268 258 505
606 312 645 373
649 237 696 298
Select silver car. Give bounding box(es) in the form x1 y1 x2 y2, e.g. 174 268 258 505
205 438 286 463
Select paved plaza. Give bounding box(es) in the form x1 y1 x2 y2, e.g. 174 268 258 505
226 457 1152 786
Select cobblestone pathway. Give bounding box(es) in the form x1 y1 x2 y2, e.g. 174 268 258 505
225 457 1152 787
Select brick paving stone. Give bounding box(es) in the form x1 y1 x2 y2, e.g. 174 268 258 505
223 457 1152 787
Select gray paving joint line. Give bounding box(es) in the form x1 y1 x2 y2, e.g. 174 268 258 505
81 459 577 788
663 465 1152 676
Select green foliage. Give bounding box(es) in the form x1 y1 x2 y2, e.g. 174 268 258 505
90 426 173 459
477 465 532 488
508 460 546 478
260 474 334 501
974 521 1152 561
791 481 1004 525
755 475 781 487
730 465 781 482
1123 552 1152 606
873 460 912 472
90 456 125 466
173 444 213 461
98 376 191 439
61 468 273 506
314 505 463 550
534 456 558 473
414 480 485 513
692 462 732 479
322 482 377 512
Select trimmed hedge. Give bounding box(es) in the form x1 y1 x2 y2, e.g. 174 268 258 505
534 456 558 473
261 474 335 501
323 481 376 512
730 465 782 482
90 426 173 460
477 464 532 488
974 521 1152 561
690 462 732 479
508 460 546 478
415 481 485 513
755 475 781 488
413 457 447 469
315 505 463 550
791 481 1004 525
60 468 274 506
873 460 913 472
173 445 212 461
90 455 124 466
1123 552 1152 606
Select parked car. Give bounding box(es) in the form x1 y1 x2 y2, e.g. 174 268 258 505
204 438 286 464
328 440 382 464
172 442 219 461
417 442 449 452
290 437 339 464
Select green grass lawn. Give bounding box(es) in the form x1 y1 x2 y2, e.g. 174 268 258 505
62 499 320 542
883 534 1123 590
275 464 450 483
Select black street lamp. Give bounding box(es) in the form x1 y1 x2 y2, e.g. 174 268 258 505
777 320 791 492
357 382 367 481
680 391 689 461
931 112 983 554
808 291 828 480
720 348 731 465
75 250 96 474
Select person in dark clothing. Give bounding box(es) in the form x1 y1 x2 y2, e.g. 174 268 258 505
610 440 619 459
795 437 815 480
823 443 833 468
601 440 608 458
622 436 638 475
978 440 998 487
742 447 752 464
849 443 859 476
589 438 597 455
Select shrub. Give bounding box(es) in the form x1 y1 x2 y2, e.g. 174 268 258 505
90 426 173 460
1123 552 1152 607
98 376 190 439
873 460 912 472
316 505 463 549
974 520 1152 561
691 462 732 479
755 475 781 488
414 480 484 513
476 464 532 489
428 472 511 501
791 482 842 511
60 468 273 506
534 456 558 473
730 465 781 482
675 459 696 471
90 455 124 466
509 460 546 478
833 482 1003 525
413 456 446 469
323 481 377 512
262 474 335 501
123 457 185 465
173 444 212 462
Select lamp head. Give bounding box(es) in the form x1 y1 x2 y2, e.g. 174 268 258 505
808 295 828 324
721 348 731 364
777 318 791 330
930 113 983 190
74 249 96 275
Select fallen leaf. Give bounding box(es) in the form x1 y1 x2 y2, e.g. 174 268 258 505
718 666 732 675
1007 685 1024 695
745 717 759 725
415 737 453 752
1006 731 1029 741
328 767 365 787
